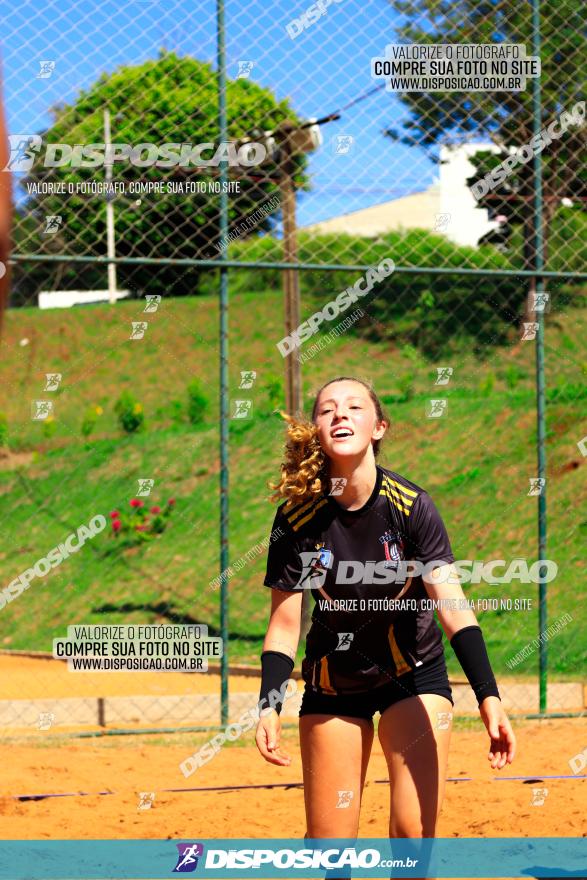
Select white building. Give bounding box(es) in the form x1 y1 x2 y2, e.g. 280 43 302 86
303 143 504 248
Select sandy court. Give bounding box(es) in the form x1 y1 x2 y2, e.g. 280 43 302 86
1 719 585 842
0 654 258 699
0 654 267 733
1 655 585 879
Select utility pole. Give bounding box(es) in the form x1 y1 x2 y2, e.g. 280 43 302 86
103 108 117 304
276 123 302 418
274 119 323 643
235 118 325 416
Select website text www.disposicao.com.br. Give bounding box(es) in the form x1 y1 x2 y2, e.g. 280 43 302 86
200 847 418 871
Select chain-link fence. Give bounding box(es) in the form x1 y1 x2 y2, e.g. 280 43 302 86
0 0 585 736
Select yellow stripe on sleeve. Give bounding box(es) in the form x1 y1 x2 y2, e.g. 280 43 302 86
291 497 328 531
380 488 412 516
385 477 418 499
285 497 318 525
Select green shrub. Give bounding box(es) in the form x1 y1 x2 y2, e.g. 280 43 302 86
114 391 144 434
502 364 528 390
227 218 586 356
546 381 587 403
109 497 176 546
397 372 416 403
187 380 208 425
231 230 520 356
81 405 103 438
169 399 184 425
42 415 57 439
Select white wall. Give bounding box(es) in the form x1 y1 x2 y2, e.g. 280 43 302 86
439 143 503 247
38 289 131 309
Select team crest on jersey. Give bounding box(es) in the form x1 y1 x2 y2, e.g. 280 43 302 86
378 529 404 568
314 542 333 569
295 543 334 589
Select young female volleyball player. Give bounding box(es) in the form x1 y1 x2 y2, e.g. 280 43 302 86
255 376 515 856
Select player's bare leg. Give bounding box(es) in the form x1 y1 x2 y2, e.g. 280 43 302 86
300 712 374 879
377 693 453 880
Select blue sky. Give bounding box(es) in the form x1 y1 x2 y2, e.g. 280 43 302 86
1 0 438 225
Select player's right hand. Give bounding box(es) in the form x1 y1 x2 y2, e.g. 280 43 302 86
255 709 291 766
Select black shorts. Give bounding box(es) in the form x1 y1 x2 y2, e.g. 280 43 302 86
298 651 453 721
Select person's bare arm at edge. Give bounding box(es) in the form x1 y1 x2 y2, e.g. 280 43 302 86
255 588 302 767
423 563 516 770
0 62 12 342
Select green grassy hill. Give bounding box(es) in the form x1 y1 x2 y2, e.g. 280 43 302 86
0 290 585 680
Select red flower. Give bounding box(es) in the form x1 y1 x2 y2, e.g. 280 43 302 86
109 510 120 519
167 498 176 507
130 499 144 508
135 524 149 531
112 520 121 532
150 506 161 514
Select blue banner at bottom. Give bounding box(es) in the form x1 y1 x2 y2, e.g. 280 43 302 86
0 838 584 879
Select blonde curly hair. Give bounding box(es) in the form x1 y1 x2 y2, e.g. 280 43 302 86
269 376 387 510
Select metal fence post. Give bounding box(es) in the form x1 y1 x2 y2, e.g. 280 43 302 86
217 0 230 726
532 0 548 713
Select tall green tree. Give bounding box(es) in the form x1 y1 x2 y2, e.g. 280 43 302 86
13 50 305 303
386 0 586 279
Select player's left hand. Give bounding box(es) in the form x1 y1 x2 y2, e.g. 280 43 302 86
479 696 516 769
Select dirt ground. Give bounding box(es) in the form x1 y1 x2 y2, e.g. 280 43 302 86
1 719 585 842
0 656 585 879
0 653 259 699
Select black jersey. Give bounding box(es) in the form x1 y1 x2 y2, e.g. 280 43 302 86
263 464 455 695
